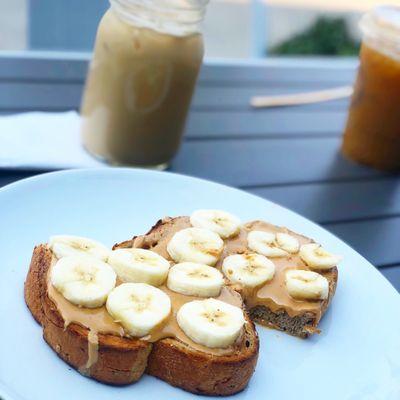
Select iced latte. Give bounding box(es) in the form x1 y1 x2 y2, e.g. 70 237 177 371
81 1 207 168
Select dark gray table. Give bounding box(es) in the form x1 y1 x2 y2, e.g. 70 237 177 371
1 53 399 292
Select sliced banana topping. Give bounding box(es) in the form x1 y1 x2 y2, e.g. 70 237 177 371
247 230 299 257
177 298 245 348
190 209 241 239
275 233 300 254
106 283 171 337
222 253 275 288
299 243 341 270
167 262 224 297
49 235 110 261
167 227 224 266
51 255 116 308
108 248 170 286
285 269 329 301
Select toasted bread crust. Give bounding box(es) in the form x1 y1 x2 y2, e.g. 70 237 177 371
147 328 258 395
25 245 259 395
24 245 48 324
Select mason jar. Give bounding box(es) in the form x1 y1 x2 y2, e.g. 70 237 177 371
81 0 208 169
342 6 400 170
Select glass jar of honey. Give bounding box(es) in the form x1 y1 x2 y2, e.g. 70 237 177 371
81 0 208 168
342 6 400 170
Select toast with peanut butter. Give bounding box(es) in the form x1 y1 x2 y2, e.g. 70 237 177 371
24 209 340 394
24 243 259 395
119 215 339 338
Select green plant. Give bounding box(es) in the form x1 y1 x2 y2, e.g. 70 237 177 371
270 17 360 56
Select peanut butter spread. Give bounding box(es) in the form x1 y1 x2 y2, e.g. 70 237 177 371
46 254 245 375
132 216 335 321
142 285 243 354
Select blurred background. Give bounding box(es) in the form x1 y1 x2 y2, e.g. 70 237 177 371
1 0 392 58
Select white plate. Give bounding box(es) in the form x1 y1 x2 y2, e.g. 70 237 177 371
0 168 399 400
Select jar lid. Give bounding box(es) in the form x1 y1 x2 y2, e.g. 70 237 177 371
111 0 209 36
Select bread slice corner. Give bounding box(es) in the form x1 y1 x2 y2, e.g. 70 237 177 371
249 266 338 338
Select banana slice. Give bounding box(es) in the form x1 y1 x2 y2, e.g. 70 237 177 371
167 262 224 297
167 227 224 266
299 243 341 270
190 209 241 239
106 283 171 337
108 248 170 286
177 298 245 348
247 230 289 257
51 255 116 308
49 235 110 261
275 233 300 254
222 253 275 287
285 269 329 300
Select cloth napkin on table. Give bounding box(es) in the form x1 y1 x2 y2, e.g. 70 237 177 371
0 111 105 171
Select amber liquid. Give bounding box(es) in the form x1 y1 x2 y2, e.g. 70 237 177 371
81 10 204 167
342 43 400 170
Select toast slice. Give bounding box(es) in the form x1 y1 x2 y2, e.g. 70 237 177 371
24 244 259 395
117 216 338 339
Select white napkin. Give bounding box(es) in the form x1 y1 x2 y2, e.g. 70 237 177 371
0 111 105 170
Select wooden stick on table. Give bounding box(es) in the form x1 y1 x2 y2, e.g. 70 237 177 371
250 85 354 108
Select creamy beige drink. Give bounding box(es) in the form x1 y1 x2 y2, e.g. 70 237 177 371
81 1 207 168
